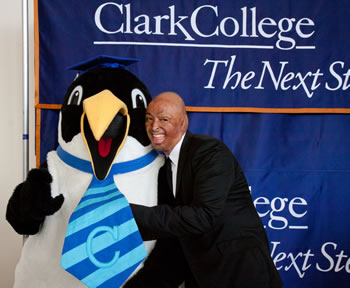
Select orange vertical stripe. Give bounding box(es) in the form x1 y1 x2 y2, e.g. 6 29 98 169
35 109 41 168
34 0 40 167
34 0 39 107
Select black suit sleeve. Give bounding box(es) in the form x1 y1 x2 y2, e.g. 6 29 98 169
131 140 236 240
124 238 186 288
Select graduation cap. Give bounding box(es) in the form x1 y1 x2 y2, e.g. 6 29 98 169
67 55 139 72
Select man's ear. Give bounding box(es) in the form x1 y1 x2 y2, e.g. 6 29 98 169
181 115 188 133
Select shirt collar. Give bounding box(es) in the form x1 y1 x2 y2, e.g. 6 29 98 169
168 133 185 167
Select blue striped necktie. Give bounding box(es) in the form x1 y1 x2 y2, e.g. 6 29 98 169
57 145 158 288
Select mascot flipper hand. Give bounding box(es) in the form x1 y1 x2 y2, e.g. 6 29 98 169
6 167 64 235
6 55 164 288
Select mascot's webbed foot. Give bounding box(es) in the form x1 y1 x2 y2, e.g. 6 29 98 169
6 167 64 235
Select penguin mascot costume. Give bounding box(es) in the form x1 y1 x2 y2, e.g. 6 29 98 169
6 56 165 288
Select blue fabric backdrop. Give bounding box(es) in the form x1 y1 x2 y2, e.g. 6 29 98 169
36 1 350 287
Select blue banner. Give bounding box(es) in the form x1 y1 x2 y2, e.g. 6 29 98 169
36 1 350 287
37 0 350 110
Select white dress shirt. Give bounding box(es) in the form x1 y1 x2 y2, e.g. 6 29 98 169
167 133 185 197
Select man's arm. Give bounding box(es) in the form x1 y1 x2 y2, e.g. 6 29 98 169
124 238 186 288
131 141 235 240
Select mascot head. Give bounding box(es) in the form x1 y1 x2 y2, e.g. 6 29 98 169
58 55 152 180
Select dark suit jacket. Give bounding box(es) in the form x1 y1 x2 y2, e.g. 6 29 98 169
131 131 282 288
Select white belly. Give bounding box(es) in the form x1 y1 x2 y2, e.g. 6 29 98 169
14 145 163 288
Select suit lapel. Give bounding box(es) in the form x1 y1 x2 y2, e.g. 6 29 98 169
175 131 192 197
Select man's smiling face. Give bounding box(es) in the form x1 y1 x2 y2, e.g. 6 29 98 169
145 92 188 155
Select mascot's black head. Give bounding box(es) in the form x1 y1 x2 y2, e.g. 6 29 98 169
60 56 151 180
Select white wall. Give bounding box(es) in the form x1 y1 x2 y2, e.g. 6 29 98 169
0 1 35 287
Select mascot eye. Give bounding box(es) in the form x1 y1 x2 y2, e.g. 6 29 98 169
131 88 147 109
67 85 83 106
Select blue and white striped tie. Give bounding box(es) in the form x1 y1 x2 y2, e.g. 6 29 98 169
57 145 157 287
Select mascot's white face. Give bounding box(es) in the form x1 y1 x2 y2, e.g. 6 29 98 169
59 61 152 180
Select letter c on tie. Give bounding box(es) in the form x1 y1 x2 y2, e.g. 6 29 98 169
86 226 120 268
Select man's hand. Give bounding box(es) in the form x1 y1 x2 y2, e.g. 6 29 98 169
6 168 64 235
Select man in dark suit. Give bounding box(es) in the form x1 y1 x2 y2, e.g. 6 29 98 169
127 91 283 288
